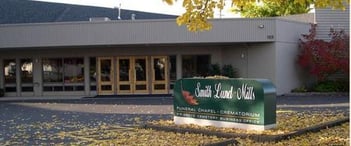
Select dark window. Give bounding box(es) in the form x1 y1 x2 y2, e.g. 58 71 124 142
154 84 166 90
4 59 16 84
136 85 147 90
90 57 97 91
90 57 96 82
169 55 177 90
182 55 210 78
20 59 33 83
3 59 16 92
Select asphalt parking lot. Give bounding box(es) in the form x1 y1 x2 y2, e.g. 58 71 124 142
0 95 349 145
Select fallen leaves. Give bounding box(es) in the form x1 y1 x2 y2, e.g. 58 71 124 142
149 110 348 135
56 124 226 145
235 123 349 146
91 128 225 146
0 104 172 145
1 102 348 145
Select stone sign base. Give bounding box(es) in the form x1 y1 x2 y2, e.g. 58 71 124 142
174 116 276 131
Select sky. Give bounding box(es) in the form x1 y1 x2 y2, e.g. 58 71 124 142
34 0 240 18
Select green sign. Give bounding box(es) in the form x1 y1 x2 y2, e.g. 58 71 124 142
173 78 276 130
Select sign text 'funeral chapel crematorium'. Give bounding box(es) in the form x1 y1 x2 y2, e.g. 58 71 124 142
173 78 276 130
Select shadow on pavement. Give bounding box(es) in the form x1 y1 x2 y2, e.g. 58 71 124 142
0 102 172 145
0 96 174 105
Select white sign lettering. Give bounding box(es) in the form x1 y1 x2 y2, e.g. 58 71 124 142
195 82 212 98
193 82 255 101
214 83 233 99
237 84 255 100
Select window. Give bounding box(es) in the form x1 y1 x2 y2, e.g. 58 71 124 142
4 59 16 83
90 57 97 91
43 58 63 83
3 59 16 92
63 58 84 83
169 55 177 89
153 58 166 81
135 58 147 81
20 59 33 83
20 59 33 92
42 58 85 92
182 55 210 78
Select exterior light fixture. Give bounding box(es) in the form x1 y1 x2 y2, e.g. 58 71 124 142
241 53 245 59
258 24 264 29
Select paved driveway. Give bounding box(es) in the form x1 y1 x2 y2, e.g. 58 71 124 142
276 95 349 112
0 97 173 145
0 95 348 145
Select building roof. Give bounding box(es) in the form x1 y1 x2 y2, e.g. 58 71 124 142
0 0 177 24
0 18 314 49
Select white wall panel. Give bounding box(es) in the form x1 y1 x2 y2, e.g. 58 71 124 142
315 6 350 40
247 43 276 84
0 19 276 49
275 20 310 95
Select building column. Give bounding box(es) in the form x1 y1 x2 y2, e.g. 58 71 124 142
176 54 182 79
84 56 90 96
33 57 42 96
16 58 21 96
0 59 3 89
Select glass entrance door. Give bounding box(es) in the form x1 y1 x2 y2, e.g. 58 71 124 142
133 57 148 94
117 57 132 94
97 57 114 95
116 57 149 94
151 56 168 94
97 56 167 95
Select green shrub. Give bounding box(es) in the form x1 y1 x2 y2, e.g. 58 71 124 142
291 86 308 93
208 64 240 78
208 64 221 76
0 88 4 97
222 64 240 78
313 81 349 92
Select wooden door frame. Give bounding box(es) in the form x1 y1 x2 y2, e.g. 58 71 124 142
116 57 133 94
151 56 169 94
97 56 169 95
133 56 149 94
97 57 115 95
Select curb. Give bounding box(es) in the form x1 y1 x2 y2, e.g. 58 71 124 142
0 96 173 103
204 138 239 146
90 94 172 98
282 92 349 97
0 98 84 103
141 117 349 144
